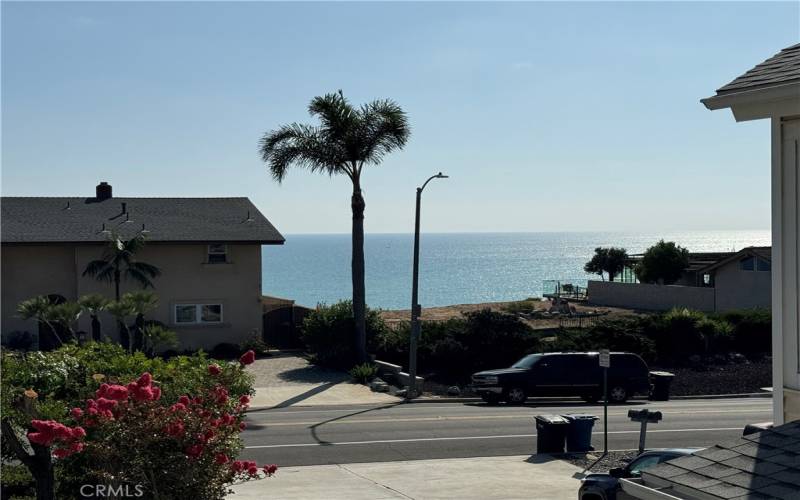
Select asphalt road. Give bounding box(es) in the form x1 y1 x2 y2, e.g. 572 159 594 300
240 398 772 467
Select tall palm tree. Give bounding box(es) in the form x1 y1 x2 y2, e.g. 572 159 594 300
259 91 410 362
79 294 109 342
82 232 161 301
105 298 136 352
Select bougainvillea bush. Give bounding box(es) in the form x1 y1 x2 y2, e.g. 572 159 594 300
1 343 275 499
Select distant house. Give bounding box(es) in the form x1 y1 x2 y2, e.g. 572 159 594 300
587 247 771 312
1 182 285 350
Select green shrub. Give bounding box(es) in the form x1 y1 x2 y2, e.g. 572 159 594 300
718 308 771 357
301 301 388 369
240 334 270 356
0 464 35 498
210 342 242 360
546 317 657 362
349 363 379 384
502 299 540 315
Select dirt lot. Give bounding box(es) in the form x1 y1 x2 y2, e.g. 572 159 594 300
379 300 639 330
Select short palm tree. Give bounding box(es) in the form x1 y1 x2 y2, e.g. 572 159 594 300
123 291 158 351
79 294 109 342
17 296 59 350
259 91 410 362
82 232 161 301
105 298 136 352
48 302 83 343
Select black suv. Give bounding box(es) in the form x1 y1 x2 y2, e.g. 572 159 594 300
471 352 650 404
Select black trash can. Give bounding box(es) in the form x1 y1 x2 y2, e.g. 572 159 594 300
563 414 598 452
649 371 675 401
535 414 569 454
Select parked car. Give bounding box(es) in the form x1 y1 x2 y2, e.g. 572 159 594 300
471 352 650 404
578 448 701 500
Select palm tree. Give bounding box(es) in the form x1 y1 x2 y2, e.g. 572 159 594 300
48 302 83 343
123 291 158 351
78 294 109 342
17 296 60 350
82 232 161 301
105 299 136 351
259 91 410 362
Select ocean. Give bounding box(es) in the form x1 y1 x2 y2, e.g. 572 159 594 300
261 231 770 310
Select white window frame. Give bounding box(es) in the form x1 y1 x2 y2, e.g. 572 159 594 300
207 244 228 264
173 303 224 325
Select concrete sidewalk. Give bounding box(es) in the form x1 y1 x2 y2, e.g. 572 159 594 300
246 353 399 408
230 455 582 499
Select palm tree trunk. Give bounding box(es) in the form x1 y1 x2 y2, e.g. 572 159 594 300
113 269 129 350
351 185 368 363
91 315 101 342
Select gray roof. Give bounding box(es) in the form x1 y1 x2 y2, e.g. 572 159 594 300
642 420 800 499
1 197 284 244
715 43 800 95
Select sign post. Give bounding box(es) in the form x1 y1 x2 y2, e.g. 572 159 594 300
599 349 610 455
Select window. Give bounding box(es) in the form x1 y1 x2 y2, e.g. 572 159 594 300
757 258 771 272
703 273 711 286
627 454 674 477
174 304 223 324
208 244 227 264
739 256 755 271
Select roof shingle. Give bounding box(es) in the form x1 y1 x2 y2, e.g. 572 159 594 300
1 197 284 244
715 43 800 95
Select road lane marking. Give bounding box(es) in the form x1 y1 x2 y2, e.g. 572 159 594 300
247 408 771 426
245 427 743 449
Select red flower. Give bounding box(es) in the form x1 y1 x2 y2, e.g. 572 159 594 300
170 403 187 413
70 442 85 453
239 395 251 406
137 372 153 387
53 448 71 459
239 421 247 431
178 395 191 406
131 385 155 401
192 396 204 405
152 386 162 400
71 427 86 439
214 386 229 404
239 350 256 366
208 364 222 376
101 384 129 401
221 414 235 426
231 460 245 473
263 464 278 476
185 444 204 458
215 453 229 464
70 408 84 419
165 421 185 437
204 429 216 442
247 465 259 476
95 398 118 411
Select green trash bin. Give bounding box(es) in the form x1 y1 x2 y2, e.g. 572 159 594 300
563 414 598 452
535 414 569 454
649 371 675 401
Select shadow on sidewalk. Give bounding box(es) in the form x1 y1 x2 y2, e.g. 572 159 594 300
270 381 340 409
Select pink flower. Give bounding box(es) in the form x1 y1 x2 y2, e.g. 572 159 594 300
70 408 84 420
239 421 247 431
214 386 229 404
185 444 204 458
69 442 85 453
103 385 129 401
239 350 256 366
208 364 222 376
239 395 251 406
152 386 162 400
263 464 278 476
165 421 185 437
137 372 152 387
95 398 118 411
178 395 191 406
170 403 187 413
53 448 71 459
71 427 86 439
215 453 229 464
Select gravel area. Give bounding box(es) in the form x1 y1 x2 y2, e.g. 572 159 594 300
245 352 348 388
560 450 640 473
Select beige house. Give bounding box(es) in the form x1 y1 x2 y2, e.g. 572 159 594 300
1 182 284 351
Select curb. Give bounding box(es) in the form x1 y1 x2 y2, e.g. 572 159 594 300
406 392 772 403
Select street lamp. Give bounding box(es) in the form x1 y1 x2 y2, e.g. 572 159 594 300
407 172 448 399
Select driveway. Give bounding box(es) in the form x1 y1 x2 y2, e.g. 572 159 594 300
245 352 399 408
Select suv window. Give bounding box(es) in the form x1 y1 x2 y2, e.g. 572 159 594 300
612 354 648 376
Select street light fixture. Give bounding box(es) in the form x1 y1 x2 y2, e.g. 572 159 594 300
407 172 448 399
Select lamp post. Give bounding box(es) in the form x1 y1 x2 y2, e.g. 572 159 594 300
407 172 448 399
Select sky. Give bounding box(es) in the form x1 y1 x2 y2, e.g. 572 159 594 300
2 1 798 234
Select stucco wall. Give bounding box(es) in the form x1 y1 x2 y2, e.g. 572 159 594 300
713 260 771 312
1 243 264 350
587 280 716 312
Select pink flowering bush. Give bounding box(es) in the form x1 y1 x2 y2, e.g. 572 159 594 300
1 343 271 499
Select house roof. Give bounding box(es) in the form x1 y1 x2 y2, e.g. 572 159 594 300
626 251 736 274
640 420 800 500
715 43 800 96
1 197 285 244
697 246 771 274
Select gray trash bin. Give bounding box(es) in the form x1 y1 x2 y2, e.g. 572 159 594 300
535 414 569 454
563 414 598 452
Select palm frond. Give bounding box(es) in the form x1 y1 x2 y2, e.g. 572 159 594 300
358 99 410 166
122 290 159 314
259 123 348 181
82 260 115 282
125 267 156 289
78 294 109 314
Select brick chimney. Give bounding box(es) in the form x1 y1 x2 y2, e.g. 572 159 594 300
96 182 112 201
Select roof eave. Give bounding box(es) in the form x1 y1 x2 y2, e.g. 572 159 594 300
701 81 800 121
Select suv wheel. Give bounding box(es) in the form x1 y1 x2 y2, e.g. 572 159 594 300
609 386 628 403
505 387 527 405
